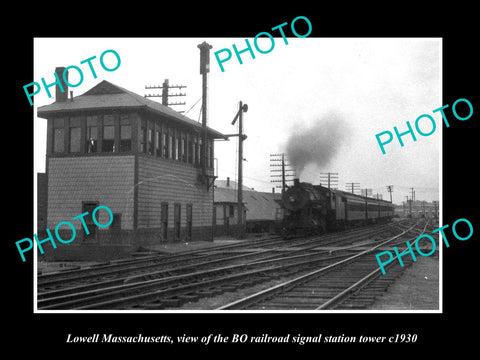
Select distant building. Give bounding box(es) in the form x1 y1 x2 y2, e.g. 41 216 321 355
394 200 439 218
214 178 282 236
37 68 224 260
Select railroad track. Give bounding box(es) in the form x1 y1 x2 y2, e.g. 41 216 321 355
37 221 402 293
37 235 287 291
217 219 430 310
36 220 413 310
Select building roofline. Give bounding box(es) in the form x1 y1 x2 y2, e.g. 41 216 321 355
37 80 226 139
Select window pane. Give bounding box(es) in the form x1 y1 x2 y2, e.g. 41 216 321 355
162 133 167 157
181 137 186 162
103 115 114 126
155 131 161 157
53 128 64 153
140 125 147 153
103 140 115 152
120 125 131 152
175 138 179 160
69 127 81 153
86 126 97 153
103 125 115 152
120 115 129 126
148 128 153 155
188 134 193 164
87 115 98 127
104 125 114 139
121 125 131 139
168 133 172 159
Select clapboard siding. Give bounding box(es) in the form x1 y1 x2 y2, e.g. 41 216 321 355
47 156 135 230
137 155 213 230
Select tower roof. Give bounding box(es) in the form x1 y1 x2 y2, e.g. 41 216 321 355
37 80 225 139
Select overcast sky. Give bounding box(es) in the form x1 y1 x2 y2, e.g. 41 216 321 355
34 37 441 204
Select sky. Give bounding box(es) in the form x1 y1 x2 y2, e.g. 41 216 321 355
33 37 441 204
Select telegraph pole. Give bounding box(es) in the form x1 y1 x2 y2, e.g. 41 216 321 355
145 79 187 110
345 182 360 195
270 153 295 193
198 41 213 181
410 187 415 215
361 188 373 197
319 172 338 189
231 101 248 239
386 185 393 203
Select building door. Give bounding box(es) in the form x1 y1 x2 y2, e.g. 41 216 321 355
186 204 192 242
223 204 229 233
161 202 168 241
174 203 181 242
82 201 98 242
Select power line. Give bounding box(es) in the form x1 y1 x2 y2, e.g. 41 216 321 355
345 182 360 194
319 172 338 189
144 79 187 112
184 96 202 116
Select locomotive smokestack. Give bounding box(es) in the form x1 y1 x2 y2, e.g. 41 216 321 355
294 178 300 186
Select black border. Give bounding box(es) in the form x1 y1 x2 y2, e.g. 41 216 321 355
7 5 479 355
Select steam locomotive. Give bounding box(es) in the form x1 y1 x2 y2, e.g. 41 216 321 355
281 179 394 236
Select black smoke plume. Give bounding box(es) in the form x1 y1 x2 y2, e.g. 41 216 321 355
285 113 349 176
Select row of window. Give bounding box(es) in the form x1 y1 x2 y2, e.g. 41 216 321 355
346 203 393 212
51 114 214 168
139 118 214 168
53 115 132 154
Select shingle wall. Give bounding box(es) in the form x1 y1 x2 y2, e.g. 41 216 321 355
137 155 214 228
47 156 135 230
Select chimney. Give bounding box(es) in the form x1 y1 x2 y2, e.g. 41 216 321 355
272 187 275 194
226 177 230 187
294 178 300 187
55 67 68 102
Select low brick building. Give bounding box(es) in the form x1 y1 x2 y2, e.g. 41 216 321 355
37 70 224 260
214 178 282 236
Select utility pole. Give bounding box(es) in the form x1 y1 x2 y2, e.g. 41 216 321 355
198 42 212 181
319 172 338 189
345 182 360 195
231 101 248 239
404 196 410 217
361 188 372 197
145 79 187 110
270 153 295 193
386 185 393 203
410 187 415 216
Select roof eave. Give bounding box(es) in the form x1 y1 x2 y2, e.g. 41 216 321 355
37 104 226 139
